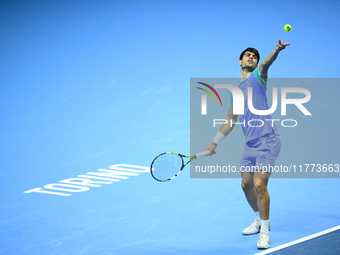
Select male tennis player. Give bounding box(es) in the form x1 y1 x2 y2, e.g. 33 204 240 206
205 39 291 249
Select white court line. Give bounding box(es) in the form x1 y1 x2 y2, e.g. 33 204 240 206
254 225 340 255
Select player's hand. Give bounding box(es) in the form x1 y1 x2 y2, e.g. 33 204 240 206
275 39 291 52
205 142 217 156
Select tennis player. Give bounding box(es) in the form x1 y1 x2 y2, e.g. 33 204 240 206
205 39 291 249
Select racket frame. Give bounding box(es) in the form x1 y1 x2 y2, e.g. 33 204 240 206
150 152 196 182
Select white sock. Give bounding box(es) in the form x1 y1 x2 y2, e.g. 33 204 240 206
261 219 269 232
255 211 260 219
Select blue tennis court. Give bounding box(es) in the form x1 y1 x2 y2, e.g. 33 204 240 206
1 1 340 254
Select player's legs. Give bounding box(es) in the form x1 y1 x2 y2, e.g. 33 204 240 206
240 143 258 215
241 134 279 240
241 171 271 220
254 171 271 220
255 135 280 249
241 172 258 212
241 171 262 236
255 134 281 220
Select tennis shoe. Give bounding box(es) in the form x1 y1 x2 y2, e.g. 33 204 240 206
242 218 271 235
257 231 270 249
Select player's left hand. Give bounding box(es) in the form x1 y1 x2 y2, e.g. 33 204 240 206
276 39 291 52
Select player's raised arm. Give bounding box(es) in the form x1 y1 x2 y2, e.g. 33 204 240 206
259 39 291 80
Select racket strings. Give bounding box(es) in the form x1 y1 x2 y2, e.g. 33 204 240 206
151 153 183 181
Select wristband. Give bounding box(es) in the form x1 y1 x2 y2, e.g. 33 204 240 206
212 131 226 145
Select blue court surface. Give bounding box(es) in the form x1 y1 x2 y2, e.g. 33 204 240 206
1 1 340 254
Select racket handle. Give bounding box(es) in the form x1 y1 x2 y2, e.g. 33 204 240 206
195 150 210 158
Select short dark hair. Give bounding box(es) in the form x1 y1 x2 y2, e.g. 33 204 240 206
239 47 260 63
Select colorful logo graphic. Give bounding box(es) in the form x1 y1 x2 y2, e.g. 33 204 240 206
196 82 223 115
196 82 223 106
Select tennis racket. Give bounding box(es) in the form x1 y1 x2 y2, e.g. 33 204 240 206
150 151 209 182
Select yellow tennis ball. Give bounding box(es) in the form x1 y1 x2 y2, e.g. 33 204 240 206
284 24 292 32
